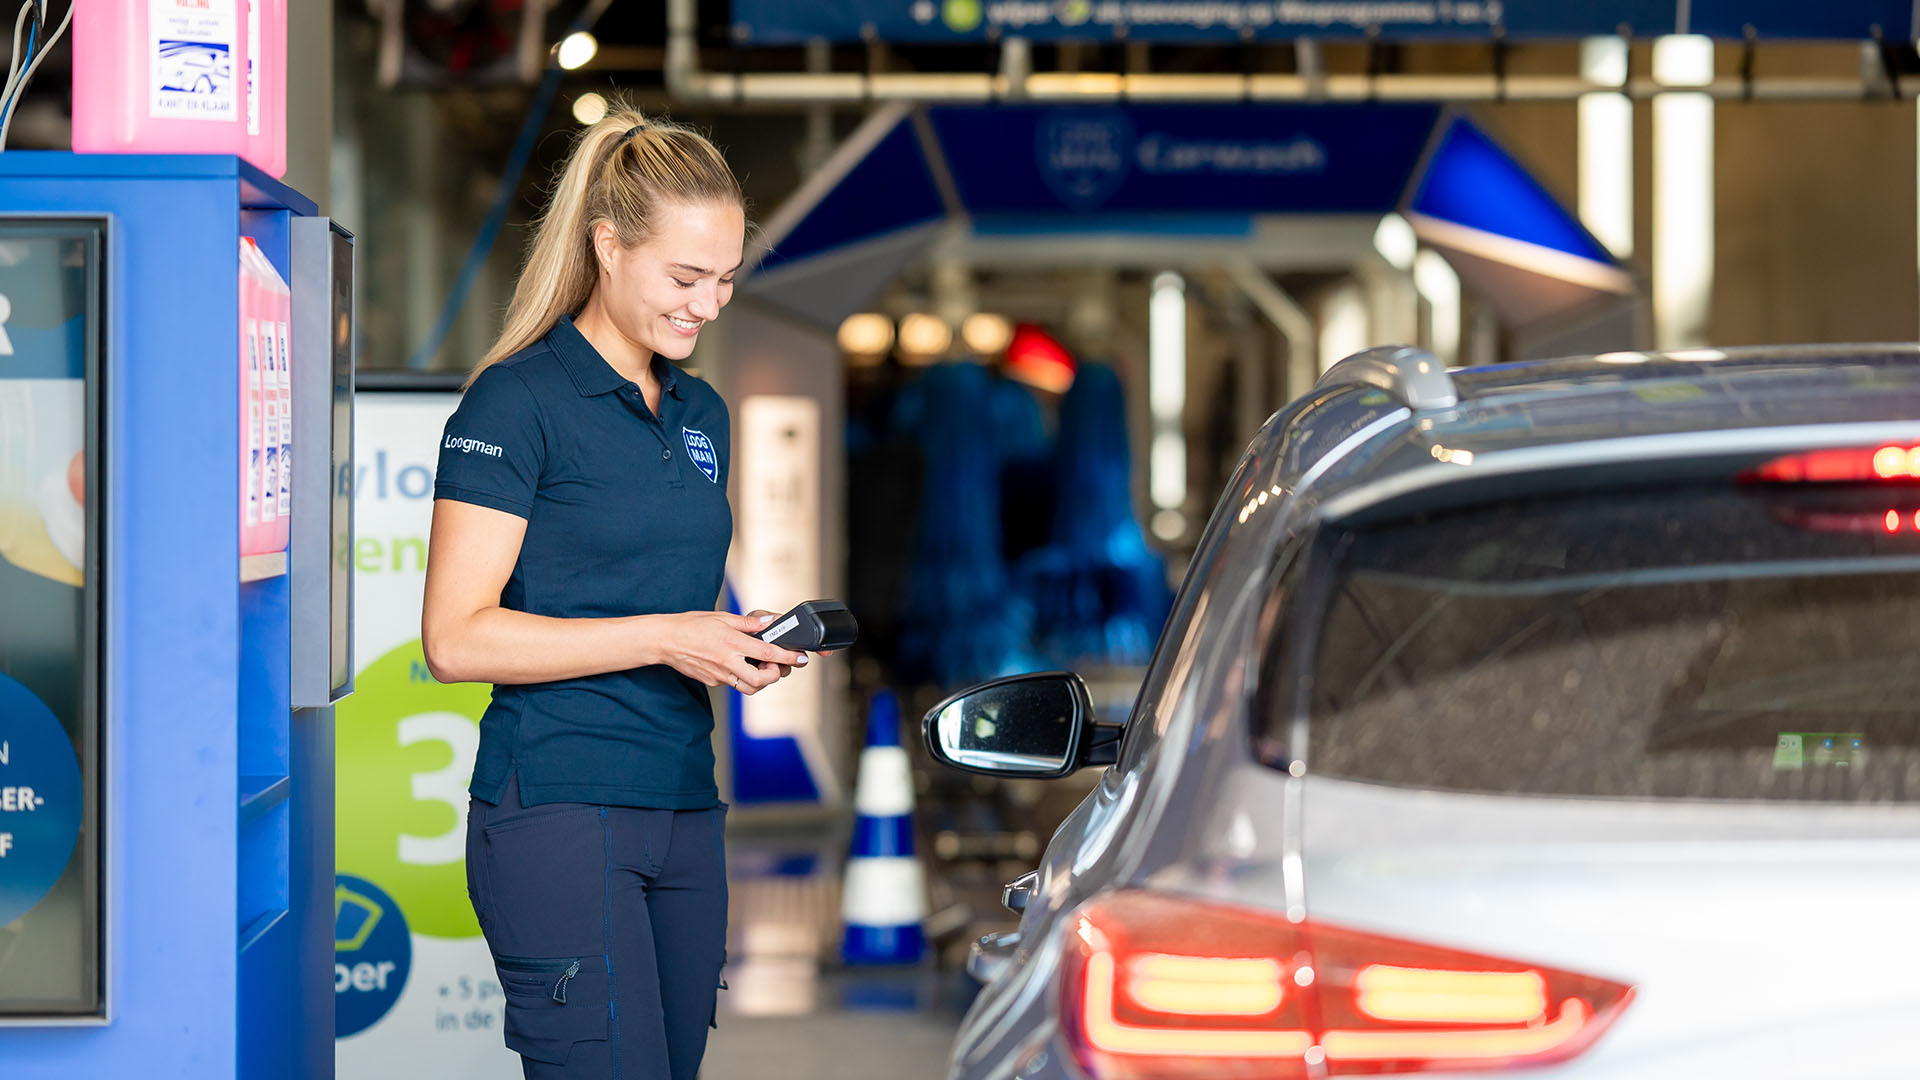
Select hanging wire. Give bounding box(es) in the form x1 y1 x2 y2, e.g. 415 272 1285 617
1 3 38 123
0 0 71 150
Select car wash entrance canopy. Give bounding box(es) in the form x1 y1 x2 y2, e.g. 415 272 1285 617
731 0 1912 43
746 101 1633 337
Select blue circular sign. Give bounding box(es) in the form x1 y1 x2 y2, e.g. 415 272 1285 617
0 673 83 927
335 874 413 1038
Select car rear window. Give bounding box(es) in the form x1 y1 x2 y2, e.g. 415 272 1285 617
1287 481 1920 801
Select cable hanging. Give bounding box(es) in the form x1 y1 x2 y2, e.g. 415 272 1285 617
1 0 71 150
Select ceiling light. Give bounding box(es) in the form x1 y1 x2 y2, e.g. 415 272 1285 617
572 92 608 126
961 312 1014 356
1372 213 1417 272
557 31 599 71
897 313 952 361
837 313 894 359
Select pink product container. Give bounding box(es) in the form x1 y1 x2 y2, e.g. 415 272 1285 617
272 265 290 551
245 237 293 551
73 0 286 177
246 0 287 178
238 237 292 555
238 241 269 555
247 241 278 545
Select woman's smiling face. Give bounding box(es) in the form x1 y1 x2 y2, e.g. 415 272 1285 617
594 200 744 362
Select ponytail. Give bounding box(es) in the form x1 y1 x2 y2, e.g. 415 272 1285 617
466 105 745 388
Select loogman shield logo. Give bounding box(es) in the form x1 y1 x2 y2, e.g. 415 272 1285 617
683 428 719 483
1036 109 1135 212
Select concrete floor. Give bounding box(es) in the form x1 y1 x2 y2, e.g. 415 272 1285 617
709 865 972 1079
711 820 995 1079
702 1004 961 1080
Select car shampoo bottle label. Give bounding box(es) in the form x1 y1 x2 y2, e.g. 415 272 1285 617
150 0 239 121
244 318 261 526
275 317 290 514
258 317 277 525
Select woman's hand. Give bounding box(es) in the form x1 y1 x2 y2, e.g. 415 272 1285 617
652 611 808 695
744 610 792 681
742 610 836 675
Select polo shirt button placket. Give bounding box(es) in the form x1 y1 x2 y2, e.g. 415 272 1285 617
661 449 672 461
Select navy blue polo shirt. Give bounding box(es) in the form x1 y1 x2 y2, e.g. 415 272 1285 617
435 315 733 809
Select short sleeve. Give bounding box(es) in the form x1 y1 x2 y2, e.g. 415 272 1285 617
434 365 547 518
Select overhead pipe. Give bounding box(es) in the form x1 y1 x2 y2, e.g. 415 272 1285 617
665 3 1886 105
674 70 1883 105
1225 261 1317 403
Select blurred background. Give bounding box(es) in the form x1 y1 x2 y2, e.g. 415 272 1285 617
10 2 1919 1075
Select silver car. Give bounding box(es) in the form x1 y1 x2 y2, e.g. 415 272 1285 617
924 345 1920 1080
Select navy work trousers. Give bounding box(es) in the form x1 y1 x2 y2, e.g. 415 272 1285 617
467 776 728 1080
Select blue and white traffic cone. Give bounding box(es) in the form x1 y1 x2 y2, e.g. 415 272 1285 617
840 689 927 966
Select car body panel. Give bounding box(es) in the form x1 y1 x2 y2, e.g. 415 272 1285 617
945 347 1920 1080
1294 778 1920 1077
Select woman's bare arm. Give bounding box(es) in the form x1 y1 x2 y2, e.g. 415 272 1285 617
421 498 804 688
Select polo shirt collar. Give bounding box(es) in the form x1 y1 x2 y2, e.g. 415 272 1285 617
550 313 683 400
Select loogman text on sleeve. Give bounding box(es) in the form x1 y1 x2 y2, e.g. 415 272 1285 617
443 436 504 458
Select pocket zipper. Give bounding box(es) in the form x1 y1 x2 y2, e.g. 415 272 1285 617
494 955 583 1003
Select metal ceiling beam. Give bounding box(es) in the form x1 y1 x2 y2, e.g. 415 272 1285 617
669 69 1888 104
1226 260 1318 404
665 0 1898 106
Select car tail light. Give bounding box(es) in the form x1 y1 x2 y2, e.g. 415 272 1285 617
1741 446 1920 483
1767 506 1920 534
1060 892 1634 1079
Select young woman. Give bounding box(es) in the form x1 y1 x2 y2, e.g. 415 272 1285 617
422 109 806 1080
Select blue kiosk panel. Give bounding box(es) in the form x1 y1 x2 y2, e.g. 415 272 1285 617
0 153 331 1080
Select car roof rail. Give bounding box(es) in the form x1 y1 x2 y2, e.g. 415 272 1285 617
1316 346 1458 410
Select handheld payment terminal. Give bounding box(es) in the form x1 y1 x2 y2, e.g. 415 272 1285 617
753 600 859 652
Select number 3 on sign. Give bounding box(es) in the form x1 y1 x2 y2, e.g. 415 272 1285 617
396 712 480 866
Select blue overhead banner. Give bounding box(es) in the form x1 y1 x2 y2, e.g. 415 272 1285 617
1409 115 1613 264
934 103 1438 216
748 101 1631 330
756 103 1441 272
1685 0 1912 39
730 0 1914 44
763 118 946 270
754 102 1622 269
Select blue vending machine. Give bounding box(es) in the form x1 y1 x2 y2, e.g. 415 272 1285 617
0 153 352 1080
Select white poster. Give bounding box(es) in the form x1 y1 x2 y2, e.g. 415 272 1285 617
735 395 821 741
334 392 518 1078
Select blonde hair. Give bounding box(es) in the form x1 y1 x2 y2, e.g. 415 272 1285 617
466 106 746 388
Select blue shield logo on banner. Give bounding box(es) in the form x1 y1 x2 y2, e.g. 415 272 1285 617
683 428 719 483
1037 109 1134 211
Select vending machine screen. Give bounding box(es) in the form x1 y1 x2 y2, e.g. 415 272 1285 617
0 219 104 1017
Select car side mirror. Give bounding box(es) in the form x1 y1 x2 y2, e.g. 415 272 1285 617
921 671 1119 779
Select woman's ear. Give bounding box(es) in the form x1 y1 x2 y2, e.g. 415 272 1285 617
591 221 622 278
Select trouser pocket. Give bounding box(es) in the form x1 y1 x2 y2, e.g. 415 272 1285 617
479 802 607 957
465 800 496 937
496 954 609 1065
